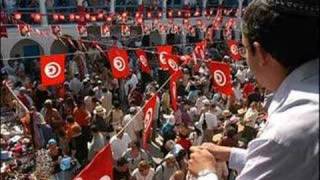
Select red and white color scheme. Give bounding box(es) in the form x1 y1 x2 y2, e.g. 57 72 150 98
107 47 130 79
193 41 206 62
227 40 241 61
77 24 88 37
156 45 172 70
51 25 62 37
170 70 183 111
180 55 192 65
208 61 233 96
142 95 157 149
101 23 111 37
40 54 65 86
75 145 113 180
165 54 180 75
18 24 31 37
135 49 151 74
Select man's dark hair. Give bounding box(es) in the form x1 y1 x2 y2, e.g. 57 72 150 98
242 0 319 72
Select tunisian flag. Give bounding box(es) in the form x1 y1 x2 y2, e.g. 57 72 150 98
107 47 130 79
227 40 241 61
156 45 172 70
135 49 151 74
40 54 65 86
165 54 180 75
208 61 233 96
193 41 206 60
170 70 183 111
74 145 113 180
143 95 157 149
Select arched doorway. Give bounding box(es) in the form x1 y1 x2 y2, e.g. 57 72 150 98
9 39 44 81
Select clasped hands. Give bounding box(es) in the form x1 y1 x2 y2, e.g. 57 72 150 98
188 143 232 176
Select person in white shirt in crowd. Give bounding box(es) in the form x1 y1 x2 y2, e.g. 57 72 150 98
69 73 83 95
88 125 105 160
154 154 179 180
197 100 219 142
124 71 139 97
195 91 209 115
235 66 246 84
122 107 140 142
84 90 95 113
131 160 155 180
188 0 319 179
110 126 132 161
100 87 113 115
93 80 103 100
121 141 150 173
243 101 259 128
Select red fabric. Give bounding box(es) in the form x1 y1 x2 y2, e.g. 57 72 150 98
242 83 255 98
106 47 130 79
17 24 31 37
177 138 192 151
40 54 65 87
194 41 206 60
180 55 192 65
77 24 88 37
156 45 172 70
135 49 151 74
165 54 180 75
170 70 183 111
143 95 157 149
75 145 113 180
208 61 233 96
227 40 241 61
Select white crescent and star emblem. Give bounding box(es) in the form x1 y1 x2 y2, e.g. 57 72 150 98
230 44 239 55
44 62 61 79
139 55 148 67
168 58 178 71
159 52 168 65
113 56 126 71
214 70 227 86
144 108 153 130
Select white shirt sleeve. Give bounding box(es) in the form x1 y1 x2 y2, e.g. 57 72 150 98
231 138 295 180
229 147 247 173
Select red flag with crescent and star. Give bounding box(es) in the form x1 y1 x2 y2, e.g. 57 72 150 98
170 70 183 111
208 61 233 96
227 40 241 61
156 45 172 70
40 54 65 86
107 47 130 79
142 95 157 149
74 145 113 180
135 49 151 74
165 54 180 75
193 40 206 61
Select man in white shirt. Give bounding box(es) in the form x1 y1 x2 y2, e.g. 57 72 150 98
110 127 132 161
69 73 83 94
122 107 140 142
188 0 319 179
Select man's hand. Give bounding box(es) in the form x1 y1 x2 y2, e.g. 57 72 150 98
201 143 232 162
188 146 216 176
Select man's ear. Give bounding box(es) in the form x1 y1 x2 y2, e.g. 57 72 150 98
253 42 269 66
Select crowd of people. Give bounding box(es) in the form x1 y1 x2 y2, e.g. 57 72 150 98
1 29 270 179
